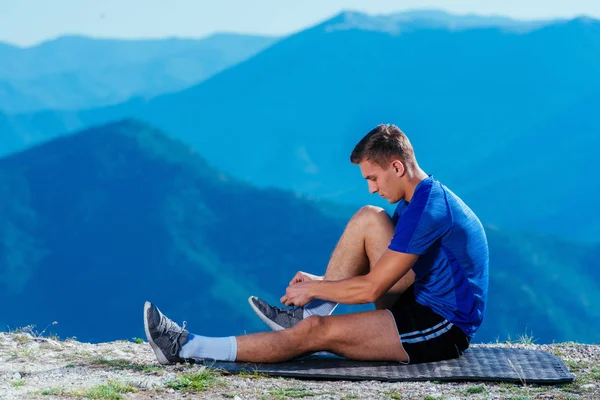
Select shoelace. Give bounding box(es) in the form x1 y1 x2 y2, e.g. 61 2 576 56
274 305 302 317
159 315 188 357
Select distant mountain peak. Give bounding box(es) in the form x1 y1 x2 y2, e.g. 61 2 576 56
32 34 98 49
567 15 600 27
0 41 19 51
321 10 403 34
534 15 600 36
69 119 201 159
33 32 279 48
65 118 156 140
0 119 207 173
320 8 557 34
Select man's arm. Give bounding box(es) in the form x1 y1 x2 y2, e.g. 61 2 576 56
282 250 418 306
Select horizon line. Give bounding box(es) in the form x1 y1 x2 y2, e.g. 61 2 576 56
1 7 594 49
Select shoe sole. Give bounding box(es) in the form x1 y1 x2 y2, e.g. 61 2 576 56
247 297 285 331
143 301 172 365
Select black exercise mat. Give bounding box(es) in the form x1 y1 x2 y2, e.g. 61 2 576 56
201 347 574 384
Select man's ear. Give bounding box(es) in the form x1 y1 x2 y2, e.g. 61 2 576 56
392 160 405 176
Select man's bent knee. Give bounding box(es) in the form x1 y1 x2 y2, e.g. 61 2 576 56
352 206 392 227
354 205 385 219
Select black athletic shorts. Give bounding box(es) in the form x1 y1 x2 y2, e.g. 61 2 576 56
387 285 470 364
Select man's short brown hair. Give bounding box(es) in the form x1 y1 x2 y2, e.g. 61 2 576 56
350 124 415 168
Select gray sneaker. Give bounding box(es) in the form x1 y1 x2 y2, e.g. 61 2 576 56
143 301 191 365
248 296 304 331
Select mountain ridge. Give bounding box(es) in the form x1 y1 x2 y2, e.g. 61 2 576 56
321 9 559 34
0 34 279 113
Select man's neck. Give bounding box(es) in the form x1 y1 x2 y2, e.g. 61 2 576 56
404 168 429 203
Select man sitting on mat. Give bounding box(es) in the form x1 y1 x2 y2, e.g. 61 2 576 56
144 124 489 365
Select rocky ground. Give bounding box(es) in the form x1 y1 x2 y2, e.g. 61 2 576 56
0 329 598 399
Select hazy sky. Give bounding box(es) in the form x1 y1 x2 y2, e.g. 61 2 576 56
2 0 599 47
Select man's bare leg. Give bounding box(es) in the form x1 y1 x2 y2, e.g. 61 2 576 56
247 206 415 330
320 206 414 308
236 310 407 362
145 301 408 364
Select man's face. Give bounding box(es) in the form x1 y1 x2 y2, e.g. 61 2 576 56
358 159 402 203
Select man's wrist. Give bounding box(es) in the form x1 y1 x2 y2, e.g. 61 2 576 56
309 280 324 300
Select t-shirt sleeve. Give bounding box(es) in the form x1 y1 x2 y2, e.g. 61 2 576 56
388 183 451 255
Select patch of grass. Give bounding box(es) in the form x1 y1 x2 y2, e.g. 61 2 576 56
557 379 595 396
576 371 596 386
90 357 163 373
20 348 36 359
497 383 520 393
563 359 589 373
526 386 548 394
132 337 144 344
551 348 565 357
72 381 136 400
269 387 316 399
496 382 549 398
561 366 600 394
563 359 578 371
423 396 439 400
463 385 486 395
342 395 359 399
38 388 67 396
238 369 269 379
142 365 166 374
165 368 224 392
10 322 60 340
383 389 403 399
38 341 60 350
9 325 34 335
499 387 542 400
92 357 138 369
9 379 25 388
516 328 537 344
76 350 94 357
14 334 32 345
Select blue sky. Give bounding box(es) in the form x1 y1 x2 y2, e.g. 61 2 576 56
2 0 599 46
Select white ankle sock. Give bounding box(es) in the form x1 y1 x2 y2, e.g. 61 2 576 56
303 299 338 318
179 334 238 361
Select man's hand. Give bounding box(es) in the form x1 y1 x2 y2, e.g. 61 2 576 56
280 281 318 307
289 271 323 286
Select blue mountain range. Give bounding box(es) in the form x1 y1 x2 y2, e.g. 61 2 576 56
1 12 599 240
0 34 277 113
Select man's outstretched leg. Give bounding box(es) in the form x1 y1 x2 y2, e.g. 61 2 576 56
144 302 237 364
144 301 408 365
249 206 415 330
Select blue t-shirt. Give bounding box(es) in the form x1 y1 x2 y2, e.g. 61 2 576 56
389 176 489 338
